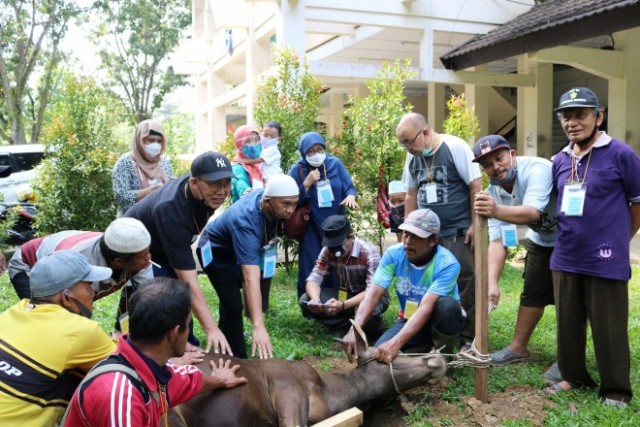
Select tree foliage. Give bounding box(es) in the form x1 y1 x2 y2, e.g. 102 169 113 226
254 47 322 173
443 93 480 143
0 0 79 144
92 0 191 124
34 73 123 234
335 60 416 248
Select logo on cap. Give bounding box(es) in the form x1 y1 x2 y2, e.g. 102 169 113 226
569 89 578 100
480 141 491 155
216 158 227 168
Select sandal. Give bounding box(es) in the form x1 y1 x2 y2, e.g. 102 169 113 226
490 347 531 366
543 361 563 384
543 380 576 396
602 398 627 408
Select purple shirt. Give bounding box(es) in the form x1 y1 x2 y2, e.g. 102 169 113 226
551 133 640 281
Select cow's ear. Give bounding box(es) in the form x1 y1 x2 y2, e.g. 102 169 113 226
350 319 369 357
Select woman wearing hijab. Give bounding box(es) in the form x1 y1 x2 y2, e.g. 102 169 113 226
230 125 265 202
289 132 358 297
112 119 172 216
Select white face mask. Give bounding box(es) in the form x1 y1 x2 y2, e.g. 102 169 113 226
261 136 279 148
144 142 162 157
305 153 326 167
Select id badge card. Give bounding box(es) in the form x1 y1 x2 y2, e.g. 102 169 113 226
261 242 277 279
201 241 213 268
252 179 264 190
148 178 158 185
119 313 130 334
501 224 519 247
338 289 348 302
561 182 586 217
403 299 419 320
317 180 334 208
425 183 438 204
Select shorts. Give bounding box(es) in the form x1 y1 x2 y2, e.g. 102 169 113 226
520 240 554 307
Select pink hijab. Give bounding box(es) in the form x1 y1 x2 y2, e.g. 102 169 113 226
130 119 169 188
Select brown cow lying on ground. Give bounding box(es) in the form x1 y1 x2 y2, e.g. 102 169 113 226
169 323 447 427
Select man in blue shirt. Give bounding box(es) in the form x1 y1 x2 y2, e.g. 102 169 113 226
198 174 299 359
342 209 465 363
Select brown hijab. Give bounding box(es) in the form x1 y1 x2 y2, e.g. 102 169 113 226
129 119 169 188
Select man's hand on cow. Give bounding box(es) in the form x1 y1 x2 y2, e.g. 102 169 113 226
209 359 247 389
373 340 400 365
341 327 358 363
252 325 273 359
170 349 205 366
205 327 233 356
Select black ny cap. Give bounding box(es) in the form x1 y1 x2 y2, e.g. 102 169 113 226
190 151 235 182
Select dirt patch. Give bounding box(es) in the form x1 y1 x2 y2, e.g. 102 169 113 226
304 355 555 426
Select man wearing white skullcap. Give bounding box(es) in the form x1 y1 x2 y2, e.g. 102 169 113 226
8 217 152 302
198 174 299 359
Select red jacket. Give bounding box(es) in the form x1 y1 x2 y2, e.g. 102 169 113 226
64 336 202 427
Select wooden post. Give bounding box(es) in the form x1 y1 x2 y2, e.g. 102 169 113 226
310 407 363 427
474 214 489 402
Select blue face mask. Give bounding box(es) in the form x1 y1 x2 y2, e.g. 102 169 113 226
242 144 262 159
489 153 517 186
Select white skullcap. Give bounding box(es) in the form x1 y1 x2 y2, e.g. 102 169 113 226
388 180 407 195
264 174 300 197
104 218 151 254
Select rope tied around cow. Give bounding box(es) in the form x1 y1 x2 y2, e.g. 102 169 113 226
401 339 492 370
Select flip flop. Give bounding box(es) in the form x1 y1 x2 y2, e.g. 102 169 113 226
543 361 563 384
489 347 531 366
543 380 576 396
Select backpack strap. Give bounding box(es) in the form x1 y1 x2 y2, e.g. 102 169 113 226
60 356 160 426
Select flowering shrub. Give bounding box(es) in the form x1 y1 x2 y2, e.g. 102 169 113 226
443 93 480 144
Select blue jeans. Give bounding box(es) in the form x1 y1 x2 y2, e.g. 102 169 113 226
375 296 465 350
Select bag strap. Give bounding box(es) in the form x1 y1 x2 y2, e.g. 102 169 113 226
60 356 160 426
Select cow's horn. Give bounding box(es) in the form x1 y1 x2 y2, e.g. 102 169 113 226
349 319 368 353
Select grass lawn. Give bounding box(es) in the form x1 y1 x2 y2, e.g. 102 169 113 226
1 256 639 425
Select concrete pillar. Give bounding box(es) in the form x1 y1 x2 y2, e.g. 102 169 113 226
277 0 306 57
608 28 640 152
517 55 553 158
464 71 489 142
427 82 444 131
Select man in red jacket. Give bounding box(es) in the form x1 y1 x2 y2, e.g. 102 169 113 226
64 277 247 426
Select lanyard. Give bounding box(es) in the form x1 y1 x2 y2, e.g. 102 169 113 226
420 152 437 183
569 149 593 184
337 254 352 291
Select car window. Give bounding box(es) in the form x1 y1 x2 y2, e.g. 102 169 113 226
12 152 45 172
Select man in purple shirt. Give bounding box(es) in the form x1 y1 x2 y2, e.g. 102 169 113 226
548 87 640 407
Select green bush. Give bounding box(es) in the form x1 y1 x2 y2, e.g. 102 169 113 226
34 74 122 233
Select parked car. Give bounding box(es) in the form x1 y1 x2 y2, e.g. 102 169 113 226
0 144 44 245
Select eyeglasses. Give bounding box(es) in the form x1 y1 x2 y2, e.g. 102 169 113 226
399 129 423 148
306 146 325 156
200 178 232 192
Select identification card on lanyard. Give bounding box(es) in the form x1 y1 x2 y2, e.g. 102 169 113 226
561 182 587 217
501 224 519 247
403 299 419 320
119 313 130 334
316 180 334 208
261 242 277 279
424 183 438 204
338 289 348 302
200 241 213 268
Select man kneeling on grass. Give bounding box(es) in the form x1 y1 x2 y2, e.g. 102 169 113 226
342 209 466 363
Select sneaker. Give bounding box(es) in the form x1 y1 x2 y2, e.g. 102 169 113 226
602 398 627 408
543 362 563 384
490 347 531 366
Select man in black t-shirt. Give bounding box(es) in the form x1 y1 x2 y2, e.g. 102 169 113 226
125 151 235 355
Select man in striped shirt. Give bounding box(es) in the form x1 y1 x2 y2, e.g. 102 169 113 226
299 215 389 341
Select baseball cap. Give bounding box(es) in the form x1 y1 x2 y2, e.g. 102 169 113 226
472 135 511 163
104 218 151 254
399 209 440 238
264 174 299 197
30 251 113 297
190 151 235 182
555 87 600 111
321 215 352 247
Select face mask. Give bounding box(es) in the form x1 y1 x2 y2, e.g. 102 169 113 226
422 148 433 157
489 153 517 186
306 153 326 167
575 124 600 147
261 136 278 148
144 142 162 157
64 290 93 319
329 245 345 258
242 144 263 159
390 203 405 225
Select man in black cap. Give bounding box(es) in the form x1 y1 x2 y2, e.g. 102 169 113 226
299 215 388 340
546 87 640 407
471 135 557 368
125 151 235 355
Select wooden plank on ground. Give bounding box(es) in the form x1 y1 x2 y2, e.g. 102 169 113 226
474 214 489 403
310 407 364 427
